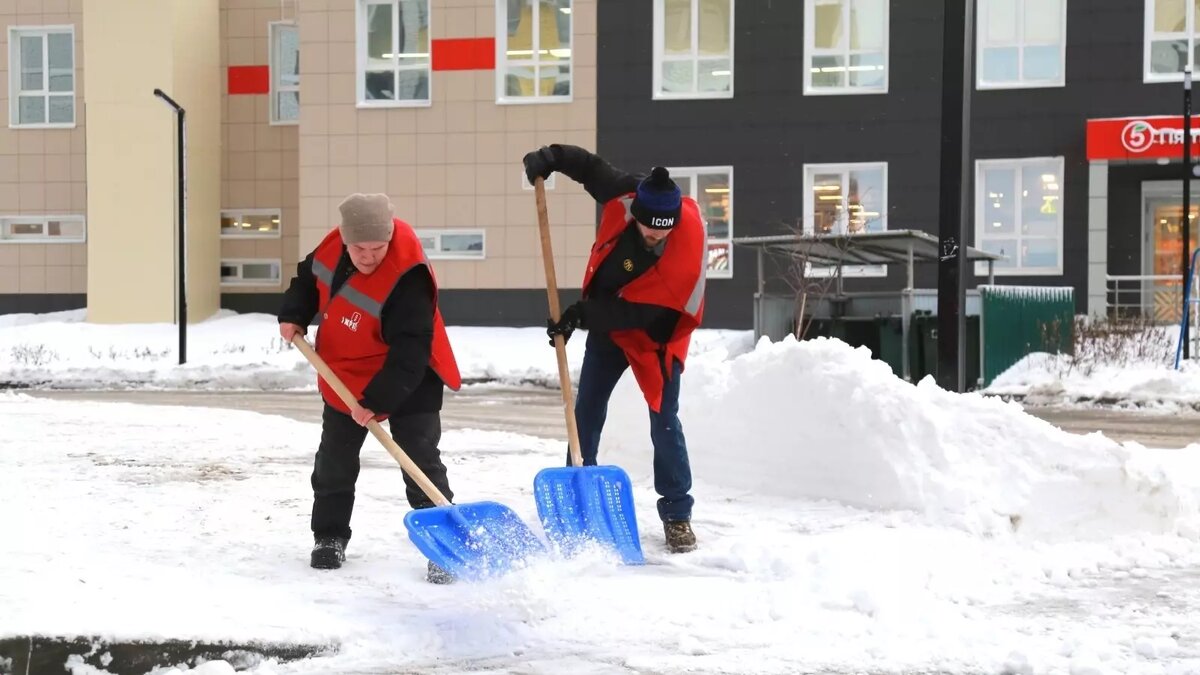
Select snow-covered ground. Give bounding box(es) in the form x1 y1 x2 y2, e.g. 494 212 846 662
5 311 1200 674
0 309 754 390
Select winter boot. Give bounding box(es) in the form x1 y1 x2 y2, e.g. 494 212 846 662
310 536 347 570
426 560 455 585
663 520 697 553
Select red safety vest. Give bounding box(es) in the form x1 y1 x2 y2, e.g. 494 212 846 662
581 195 707 412
311 219 462 418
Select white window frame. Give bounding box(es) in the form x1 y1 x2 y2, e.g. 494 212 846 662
495 0 574 105
976 0 1067 89
220 259 283 287
802 161 889 278
220 208 282 239
415 228 487 260
355 0 433 108
667 165 734 279
0 215 85 243
803 0 889 96
1145 0 1200 82
269 21 299 125
652 0 736 100
974 157 1065 277
8 25 76 129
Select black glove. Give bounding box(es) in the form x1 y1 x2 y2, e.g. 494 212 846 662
546 302 584 346
523 146 557 185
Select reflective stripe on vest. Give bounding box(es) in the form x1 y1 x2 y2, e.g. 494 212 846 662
313 258 386 319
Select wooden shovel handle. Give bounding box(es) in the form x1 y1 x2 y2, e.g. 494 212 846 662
290 334 450 507
535 177 584 468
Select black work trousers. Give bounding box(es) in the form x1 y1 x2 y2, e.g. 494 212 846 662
310 404 453 542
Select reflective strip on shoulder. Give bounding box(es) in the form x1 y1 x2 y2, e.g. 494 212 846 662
684 229 707 316
339 285 383 319
312 259 334 286
619 196 634 221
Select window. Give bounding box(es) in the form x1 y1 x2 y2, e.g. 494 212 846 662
270 22 299 124
802 162 888 277
1146 0 1200 80
977 0 1066 88
497 0 573 103
220 209 281 238
0 215 85 243
668 166 733 278
415 229 486 259
8 26 75 128
653 0 734 99
804 0 887 94
220 259 282 287
974 157 1064 276
357 0 431 106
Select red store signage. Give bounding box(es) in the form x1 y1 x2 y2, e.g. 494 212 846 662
1087 115 1200 161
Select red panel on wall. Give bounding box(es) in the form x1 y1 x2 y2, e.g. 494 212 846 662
431 38 495 71
228 65 270 95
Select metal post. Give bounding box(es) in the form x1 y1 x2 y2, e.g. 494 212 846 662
755 246 765 340
1185 67 1193 361
153 88 187 365
936 0 974 393
901 241 915 380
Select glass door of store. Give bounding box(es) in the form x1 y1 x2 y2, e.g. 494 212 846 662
1143 183 1200 322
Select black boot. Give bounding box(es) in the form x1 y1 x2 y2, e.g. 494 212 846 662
663 520 696 553
310 536 347 570
426 560 455 584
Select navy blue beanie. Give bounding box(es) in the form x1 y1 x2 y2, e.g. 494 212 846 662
630 166 682 230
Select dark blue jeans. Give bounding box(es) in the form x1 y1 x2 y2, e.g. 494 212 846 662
572 331 694 522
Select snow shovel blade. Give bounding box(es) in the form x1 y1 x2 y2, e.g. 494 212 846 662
534 465 645 565
402 501 546 581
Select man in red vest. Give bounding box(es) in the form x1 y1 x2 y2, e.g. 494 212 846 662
278 193 463 583
523 144 707 554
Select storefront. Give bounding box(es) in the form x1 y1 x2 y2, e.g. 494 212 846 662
1086 115 1200 321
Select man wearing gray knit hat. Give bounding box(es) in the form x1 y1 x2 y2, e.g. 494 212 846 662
278 192 464 584
338 192 395 246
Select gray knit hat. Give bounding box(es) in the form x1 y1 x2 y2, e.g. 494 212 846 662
338 193 395 244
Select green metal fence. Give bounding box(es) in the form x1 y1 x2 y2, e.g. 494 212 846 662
979 285 1074 387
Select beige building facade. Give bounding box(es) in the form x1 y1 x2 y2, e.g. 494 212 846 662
0 0 598 323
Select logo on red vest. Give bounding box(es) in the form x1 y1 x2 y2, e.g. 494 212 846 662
340 311 362 332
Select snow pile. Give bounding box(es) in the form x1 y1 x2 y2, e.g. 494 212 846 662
0 309 754 389
987 351 1200 411
602 336 1200 539
0 310 309 390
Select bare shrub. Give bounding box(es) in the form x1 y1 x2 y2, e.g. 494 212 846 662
10 344 59 367
1047 315 1174 378
774 219 854 340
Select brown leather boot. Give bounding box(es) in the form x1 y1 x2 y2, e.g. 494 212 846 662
663 520 697 553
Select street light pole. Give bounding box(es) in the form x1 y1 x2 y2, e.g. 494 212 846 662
936 0 974 392
1183 66 1193 361
153 88 187 366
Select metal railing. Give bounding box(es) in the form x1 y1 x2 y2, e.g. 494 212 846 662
1106 274 1200 324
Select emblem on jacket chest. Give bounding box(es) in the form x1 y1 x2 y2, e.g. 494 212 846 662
340 311 362 332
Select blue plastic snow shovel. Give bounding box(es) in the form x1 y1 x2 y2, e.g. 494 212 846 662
530 177 645 565
291 335 546 580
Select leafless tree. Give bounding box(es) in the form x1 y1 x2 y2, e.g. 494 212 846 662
770 218 854 340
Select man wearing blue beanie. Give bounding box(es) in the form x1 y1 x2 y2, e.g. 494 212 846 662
523 143 707 554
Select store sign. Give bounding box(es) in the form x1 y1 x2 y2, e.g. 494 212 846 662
1086 115 1200 161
